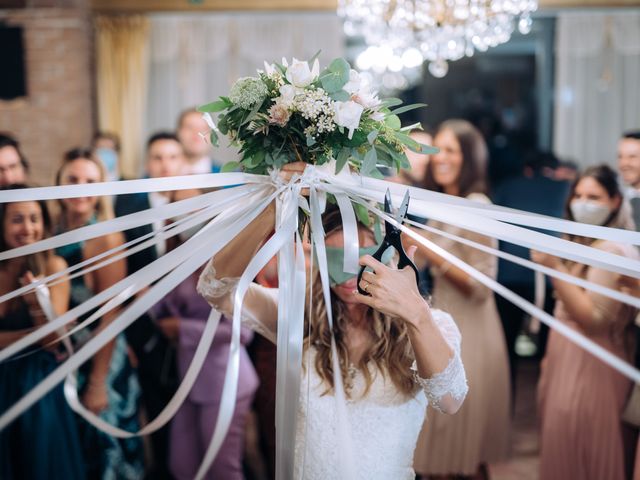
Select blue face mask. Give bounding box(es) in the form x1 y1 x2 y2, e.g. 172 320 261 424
325 245 395 286
95 148 119 181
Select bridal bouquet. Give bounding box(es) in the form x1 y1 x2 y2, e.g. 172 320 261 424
199 54 436 177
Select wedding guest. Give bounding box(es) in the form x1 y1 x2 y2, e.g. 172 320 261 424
149 190 259 480
408 119 511 479
389 128 434 187
113 131 186 479
0 186 85 480
197 163 468 479
492 150 569 393
0 133 28 187
532 164 638 480
177 108 221 174
92 131 121 182
617 130 640 230
55 148 144 480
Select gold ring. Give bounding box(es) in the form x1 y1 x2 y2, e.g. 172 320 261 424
363 282 369 292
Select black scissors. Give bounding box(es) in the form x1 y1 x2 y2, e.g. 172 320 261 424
357 189 420 296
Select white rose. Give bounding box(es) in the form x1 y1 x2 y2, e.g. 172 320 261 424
352 90 381 109
285 58 320 88
343 69 362 94
334 100 364 139
263 61 276 76
278 84 300 107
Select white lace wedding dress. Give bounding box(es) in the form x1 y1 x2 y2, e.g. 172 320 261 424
197 260 468 480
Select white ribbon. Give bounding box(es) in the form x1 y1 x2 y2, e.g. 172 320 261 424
2 165 640 479
361 199 640 383
308 185 357 480
0 186 278 433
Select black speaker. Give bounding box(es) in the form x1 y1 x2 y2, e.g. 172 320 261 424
0 24 27 100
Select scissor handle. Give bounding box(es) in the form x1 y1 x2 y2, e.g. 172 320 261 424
396 246 421 288
356 241 420 296
356 240 390 295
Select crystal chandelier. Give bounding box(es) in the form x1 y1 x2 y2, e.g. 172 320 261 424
338 0 538 81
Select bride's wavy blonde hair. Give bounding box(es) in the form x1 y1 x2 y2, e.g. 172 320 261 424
303 206 419 398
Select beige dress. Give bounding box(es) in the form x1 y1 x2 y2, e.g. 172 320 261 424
538 240 638 480
413 193 511 475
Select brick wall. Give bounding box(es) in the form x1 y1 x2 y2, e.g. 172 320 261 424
0 4 93 186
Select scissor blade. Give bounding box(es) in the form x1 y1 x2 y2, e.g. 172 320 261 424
384 189 392 214
396 190 410 223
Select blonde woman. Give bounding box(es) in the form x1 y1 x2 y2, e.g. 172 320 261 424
196 162 468 480
55 148 144 480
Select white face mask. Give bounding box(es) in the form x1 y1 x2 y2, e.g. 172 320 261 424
570 200 611 226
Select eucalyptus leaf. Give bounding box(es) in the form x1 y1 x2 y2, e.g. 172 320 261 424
319 58 350 93
209 130 219 147
368 168 385 180
390 103 428 116
419 144 440 154
221 161 241 172
240 99 264 126
362 147 378 174
308 50 322 65
217 115 229 134
335 147 351 174
330 90 351 101
394 132 421 152
198 99 228 113
374 146 392 165
353 203 371 227
306 136 317 147
378 97 403 108
367 130 378 145
384 114 401 130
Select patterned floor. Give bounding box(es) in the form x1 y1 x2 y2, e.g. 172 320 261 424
491 360 540 480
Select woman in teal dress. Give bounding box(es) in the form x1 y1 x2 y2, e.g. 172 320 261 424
55 149 144 480
0 185 85 480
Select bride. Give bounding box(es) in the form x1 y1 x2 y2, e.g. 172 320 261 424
197 162 468 479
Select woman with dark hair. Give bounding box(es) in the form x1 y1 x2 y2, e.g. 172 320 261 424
196 162 468 479
55 149 144 480
410 119 511 479
0 185 85 479
532 165 638 480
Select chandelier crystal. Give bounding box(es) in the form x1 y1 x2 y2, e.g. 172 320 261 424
338 0 538 82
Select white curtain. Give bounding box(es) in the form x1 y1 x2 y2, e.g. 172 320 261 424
145 12 344 170
554 11 640 170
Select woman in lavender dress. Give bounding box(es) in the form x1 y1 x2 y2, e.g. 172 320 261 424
150 189 259 480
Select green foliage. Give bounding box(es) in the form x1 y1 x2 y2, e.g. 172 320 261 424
197 55 436 178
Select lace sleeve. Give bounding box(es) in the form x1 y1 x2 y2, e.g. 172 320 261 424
413 309 468 414
197 259 279 344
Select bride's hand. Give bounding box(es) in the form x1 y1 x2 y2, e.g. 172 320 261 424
354 246 428 326
280 161 309 195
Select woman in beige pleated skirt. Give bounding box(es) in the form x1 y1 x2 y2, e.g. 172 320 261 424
408 120 511 478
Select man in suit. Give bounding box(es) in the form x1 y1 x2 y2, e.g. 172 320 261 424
177 108 222 174
618 130 640 231
115 132 187 480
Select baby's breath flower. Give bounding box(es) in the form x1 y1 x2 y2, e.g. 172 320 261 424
293 87 336 135
229 77 269 110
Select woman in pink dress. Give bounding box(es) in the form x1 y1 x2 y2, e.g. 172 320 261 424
532 165 638 480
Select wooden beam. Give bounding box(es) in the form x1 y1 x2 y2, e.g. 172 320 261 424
90 0 640 13
91 0 338 13
540 0 640 6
